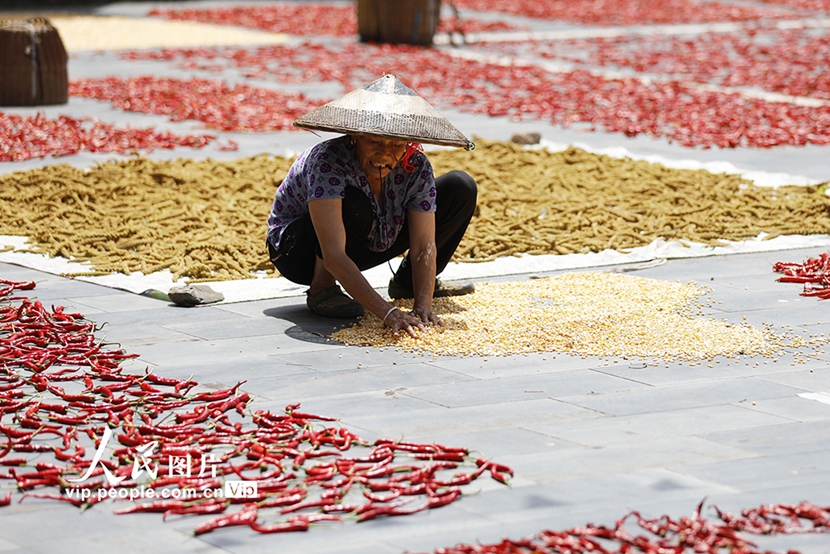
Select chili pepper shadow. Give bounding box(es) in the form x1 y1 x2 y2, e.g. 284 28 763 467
262 305 356 345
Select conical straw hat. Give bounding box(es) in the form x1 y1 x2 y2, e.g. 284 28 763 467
294 74 474 150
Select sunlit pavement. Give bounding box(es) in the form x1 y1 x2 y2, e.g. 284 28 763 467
1 1 829 553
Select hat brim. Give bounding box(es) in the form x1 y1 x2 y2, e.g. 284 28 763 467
293 75 475 150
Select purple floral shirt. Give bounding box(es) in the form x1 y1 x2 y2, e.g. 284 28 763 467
267 135 436 253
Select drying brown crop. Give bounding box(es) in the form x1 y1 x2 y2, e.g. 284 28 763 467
0 141 826 282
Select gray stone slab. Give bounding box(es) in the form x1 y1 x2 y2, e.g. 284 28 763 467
0 536 22 554
294 541 402 554
68 293 177 313
426 352 608 379
701 419 830 456
269 347 427 373
757 368 830 392
557 377 809 416
97 324 206 350
676 449 830 492
525 404 794 448
85 305 248 329
341 398 604 440
0 504 224 554
1 273 120 302
731 304 830 331
249 362 476 403
634 248 826 281
133 333 341 368
495 435 752 485
453 468 737 525
162 316 294 340
590 354 824 387
747 395 830 423
421 427 576 458
402 368 645 408
251 391 442 441
194 500 500 554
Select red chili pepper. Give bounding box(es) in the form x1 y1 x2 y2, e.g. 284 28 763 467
288 411 337 422
0 457 28 466
357 501 429 522
193 503 258 535
114 500 187 514
279 497 336 514
427 488 461 508
249 520 309 534
163 501 228 519
257 493 304 509
191 382 245 403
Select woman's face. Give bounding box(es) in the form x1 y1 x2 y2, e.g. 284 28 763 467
353 135 408 182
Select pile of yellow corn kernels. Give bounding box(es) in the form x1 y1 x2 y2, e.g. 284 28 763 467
332 272 819 360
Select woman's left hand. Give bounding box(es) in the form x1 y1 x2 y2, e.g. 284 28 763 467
410 306 443 327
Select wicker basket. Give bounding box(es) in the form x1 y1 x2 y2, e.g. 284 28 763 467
0 18 68 106
357 0 440 46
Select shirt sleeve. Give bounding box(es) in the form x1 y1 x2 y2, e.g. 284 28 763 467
405 153 437 213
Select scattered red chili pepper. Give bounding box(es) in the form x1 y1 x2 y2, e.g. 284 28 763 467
193 503 259 535
426 499 830 553
0 111 216 162
68 77 325 133
452 0 800 25
0 280 509 536
147 4 524 36
755 0 830 10
520 28 830 101
118 41 830 149
774 252 830 299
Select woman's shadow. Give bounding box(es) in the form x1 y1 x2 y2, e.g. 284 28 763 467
262 303 358 345
263 296 468 345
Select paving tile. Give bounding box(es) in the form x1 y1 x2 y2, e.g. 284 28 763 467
68 293 176 313
402 368 645 408
453 468 737 524
270 347 427 372
22 279 119 302
0 504 224 554
425 352 607 379
418 427 573 458
556 377 809 416
675 449 830 492
0 537 23 554
196 501 501 554
525 404 794 448
86 305 247 328
99 324 205 350
249 362 476 403
494 436 753 485
250 389 444 425
341 398 604 440
133 334 339 368
746 395 830 422
162 316 294 340
589 355 819 387
756 368 830 392
701 419 830 456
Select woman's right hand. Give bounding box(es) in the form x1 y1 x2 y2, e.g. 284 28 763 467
384 308 426 339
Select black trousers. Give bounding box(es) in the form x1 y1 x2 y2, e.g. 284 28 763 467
268 170 477 287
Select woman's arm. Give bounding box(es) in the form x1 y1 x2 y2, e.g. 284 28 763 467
406 210 442 326
308 198 426 338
